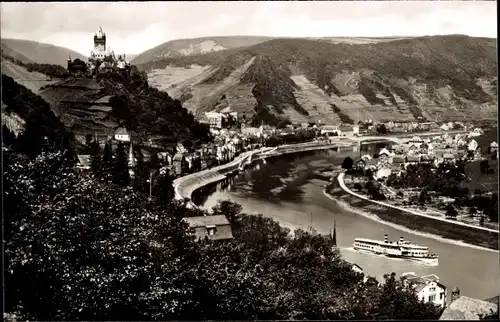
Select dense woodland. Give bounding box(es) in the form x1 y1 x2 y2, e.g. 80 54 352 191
1 74 447 320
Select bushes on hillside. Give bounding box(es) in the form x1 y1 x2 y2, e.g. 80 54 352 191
1 74 73 158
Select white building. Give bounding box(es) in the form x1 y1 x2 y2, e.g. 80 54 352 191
321 125 341 136
352 125 360 136
205 111 223 129
402 272 447 307
468 128 484 138
114 127 130 142
468 139 478 151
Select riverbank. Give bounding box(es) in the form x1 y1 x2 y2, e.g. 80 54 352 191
173 139 355 201
327 173 499 251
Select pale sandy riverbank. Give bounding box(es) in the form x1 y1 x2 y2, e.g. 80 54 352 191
330 172 499 251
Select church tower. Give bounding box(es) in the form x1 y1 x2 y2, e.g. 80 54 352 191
93 27 106 60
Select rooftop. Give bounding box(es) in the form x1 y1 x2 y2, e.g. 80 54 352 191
115 127 128 135
77 155 91 167
439 296 497 320
183 215 231 227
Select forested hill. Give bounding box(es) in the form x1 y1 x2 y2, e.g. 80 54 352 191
1 38 87 66
2 74 72 158
4 65 212 147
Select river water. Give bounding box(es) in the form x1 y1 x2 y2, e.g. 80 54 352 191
193 144 499 301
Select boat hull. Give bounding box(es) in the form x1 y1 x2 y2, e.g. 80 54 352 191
353 246 439 265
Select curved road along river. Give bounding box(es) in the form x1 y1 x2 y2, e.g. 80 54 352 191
196 147 500 302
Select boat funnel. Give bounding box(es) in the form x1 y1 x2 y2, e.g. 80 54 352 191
399 236 404 243
384 234 388 243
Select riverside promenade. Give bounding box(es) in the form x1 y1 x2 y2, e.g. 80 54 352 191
337 172 498 234
173 139 355 202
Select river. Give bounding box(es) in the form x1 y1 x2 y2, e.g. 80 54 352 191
192 144 499 301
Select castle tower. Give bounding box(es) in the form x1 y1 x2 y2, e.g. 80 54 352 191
93 27 106 60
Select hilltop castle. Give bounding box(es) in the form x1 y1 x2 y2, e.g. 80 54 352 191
67 27 130 77
92 27 107 60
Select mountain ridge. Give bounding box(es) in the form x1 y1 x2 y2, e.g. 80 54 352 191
1 38 87 66
131 36 276 65
141 35 497 125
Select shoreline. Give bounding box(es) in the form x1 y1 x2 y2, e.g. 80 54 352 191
173 139 355 201
329 173 499 252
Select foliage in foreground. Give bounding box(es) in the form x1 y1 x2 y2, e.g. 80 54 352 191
4 147 443 320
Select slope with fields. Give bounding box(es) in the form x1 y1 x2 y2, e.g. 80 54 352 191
1 38 87 66
140 35 498 125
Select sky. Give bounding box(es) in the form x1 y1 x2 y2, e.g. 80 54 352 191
1 1 497 55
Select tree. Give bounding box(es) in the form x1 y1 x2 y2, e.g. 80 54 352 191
4 148 195 321
152 170 174 207
89 141 102 176
418 188 431 205
353 183 362 191
342 157 354 170
480 160 490 174
211 200 243 223
2 124 16 146
112 141 130 186
101 141 113 180
150 151 161 170
445 204 458 218
133 146 147 193
4 147 444 321
376 124 388 135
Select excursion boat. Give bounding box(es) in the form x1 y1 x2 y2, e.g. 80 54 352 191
353 234 439 265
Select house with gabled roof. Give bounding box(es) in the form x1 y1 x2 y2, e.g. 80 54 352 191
443 153 456 163
405 155 420 168
183 215 234 241
402 272 447 307
390 156 405 176
391 144 405 154
355 158 367 170
76 155 92 170
420 155 435 164
114 127 130 142
489 141 498 154
407 143 420 155
378 147 391 159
